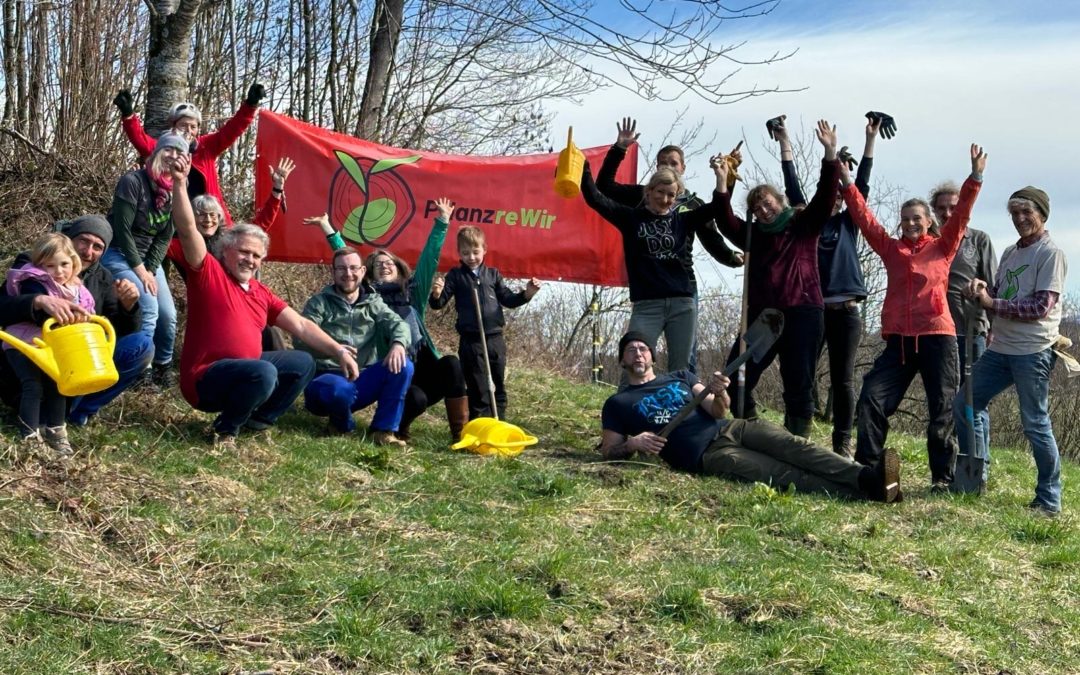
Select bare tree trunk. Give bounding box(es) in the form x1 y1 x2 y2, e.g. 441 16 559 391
14 0 26 134
358 0 403 141
1 0 15 125
145 0 202 135
27 2 48 143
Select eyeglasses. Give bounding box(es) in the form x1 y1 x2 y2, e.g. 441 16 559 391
372 259 396 269
333 265 364 274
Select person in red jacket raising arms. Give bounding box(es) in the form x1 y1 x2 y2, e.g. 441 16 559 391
112 83 265 226
842 143 988 491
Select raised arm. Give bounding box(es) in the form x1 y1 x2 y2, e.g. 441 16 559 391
796 120 842 231
114 89 155 158
411 198 453 317
253 157 294 231
712 149 748 246
770 115 808 207
170 154 207 270
938 144 987 257
854 118 880 198
595 117 647 206
838 160 890 257
581 160 635 229
196 83 261 158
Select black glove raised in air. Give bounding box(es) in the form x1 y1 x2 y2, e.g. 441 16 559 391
113 89 135 117
838 146 858 171
246 83 266 107
865 111 897 139
766 114 787 140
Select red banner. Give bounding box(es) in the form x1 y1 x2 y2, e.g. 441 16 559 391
254 111 637 285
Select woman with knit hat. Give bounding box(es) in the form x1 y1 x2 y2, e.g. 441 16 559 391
955 186 1067 515
102 132 189 387
112 83 265 226
841 143 987 492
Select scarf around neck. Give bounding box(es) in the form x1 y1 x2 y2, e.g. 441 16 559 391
755 207 795 235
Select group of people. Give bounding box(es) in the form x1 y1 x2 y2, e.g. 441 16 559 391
0 85 541 459
589 115 1066 514
0 98 1068 514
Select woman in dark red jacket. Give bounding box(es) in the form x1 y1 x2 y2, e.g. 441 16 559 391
843 144 987 489
715 119 840 438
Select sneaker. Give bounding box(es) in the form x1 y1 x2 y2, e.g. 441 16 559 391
1028 500 1061 518
882 447 901 504
151 363 177 389
372 430 408 448
211 432 237 451
930 480 952 494
18 431 50 458
43 425 74 458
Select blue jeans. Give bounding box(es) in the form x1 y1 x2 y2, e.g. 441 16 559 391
68 332 154 424
953 348 1061 511
195 350 316 435
957 333 990 459
102 248 176 365
304 359 415 433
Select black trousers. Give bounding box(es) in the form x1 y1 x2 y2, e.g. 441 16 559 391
820 304 862 441
855 334 959 483
726 306 824 421
401 343 466 427
459 333 507 420
6 350 65 435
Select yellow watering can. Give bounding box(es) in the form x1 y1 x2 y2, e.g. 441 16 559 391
553 126 585 199
450 418 538 458
0 316 119 396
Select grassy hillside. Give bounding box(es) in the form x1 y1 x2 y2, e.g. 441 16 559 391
1 368 1078 674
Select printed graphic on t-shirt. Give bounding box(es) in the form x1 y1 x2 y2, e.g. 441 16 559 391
958 237 977 266
632 381 690 424
638 218 678 259
1001 264 1030 300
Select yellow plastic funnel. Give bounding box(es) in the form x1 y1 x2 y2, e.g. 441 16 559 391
553 127 585 199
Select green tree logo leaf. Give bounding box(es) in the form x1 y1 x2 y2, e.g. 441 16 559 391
1002 264 1029 300
329 150 421 246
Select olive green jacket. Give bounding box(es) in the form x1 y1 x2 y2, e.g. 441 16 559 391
299 284 411 372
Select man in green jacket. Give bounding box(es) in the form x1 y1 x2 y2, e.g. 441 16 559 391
299 247 414 447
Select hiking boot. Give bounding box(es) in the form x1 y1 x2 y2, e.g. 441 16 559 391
832 432 854 459
445 396 469 442
785 416 813 439
152 363 177 389
882 447 901 504
930 479 952 494
857 447 901 503
396 418 413 442
373 430 408 448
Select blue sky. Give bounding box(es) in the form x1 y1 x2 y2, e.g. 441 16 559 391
554 1 1080 294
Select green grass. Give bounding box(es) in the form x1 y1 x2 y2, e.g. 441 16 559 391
2 367 1079 673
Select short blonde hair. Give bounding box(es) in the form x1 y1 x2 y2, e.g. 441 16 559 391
457 225 486 250
30 232 81 279
645 167 684 196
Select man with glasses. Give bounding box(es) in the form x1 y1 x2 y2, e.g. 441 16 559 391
298 249 415 447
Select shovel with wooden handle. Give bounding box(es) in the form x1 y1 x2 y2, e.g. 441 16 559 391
470 281 499 421
659 309 784 438
952 301 986 494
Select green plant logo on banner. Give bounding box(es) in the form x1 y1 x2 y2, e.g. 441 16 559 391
328 150 421 247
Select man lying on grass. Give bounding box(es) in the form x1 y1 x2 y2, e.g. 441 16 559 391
600 332 901 502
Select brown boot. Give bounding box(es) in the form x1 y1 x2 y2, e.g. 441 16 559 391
445 396 469 442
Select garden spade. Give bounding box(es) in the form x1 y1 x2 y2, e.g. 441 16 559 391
470 282 500 421
659 309 784 438
952 302 986 494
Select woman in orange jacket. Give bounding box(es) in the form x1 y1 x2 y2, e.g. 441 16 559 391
842 143 987 489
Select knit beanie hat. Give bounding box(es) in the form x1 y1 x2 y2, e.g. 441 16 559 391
167 101 202 126
1009 186 1050 221
618 331 656 361
61 214 113 249
154 131 190 156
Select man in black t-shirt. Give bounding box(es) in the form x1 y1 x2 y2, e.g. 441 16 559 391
600 332 901 502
